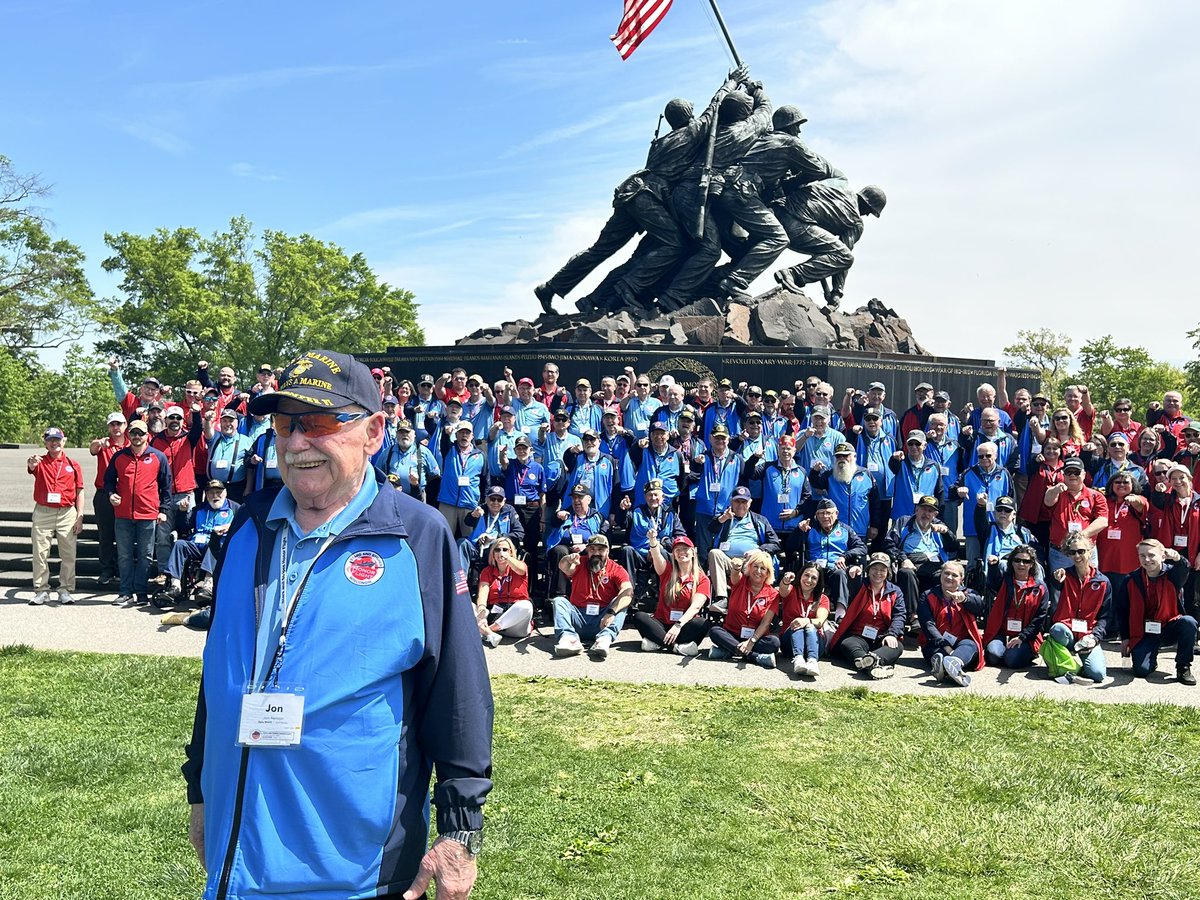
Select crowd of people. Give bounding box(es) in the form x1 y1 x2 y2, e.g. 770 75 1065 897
25 356 1200 687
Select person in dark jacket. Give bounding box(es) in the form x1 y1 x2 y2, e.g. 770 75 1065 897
706 486 781 610
181 350 492 900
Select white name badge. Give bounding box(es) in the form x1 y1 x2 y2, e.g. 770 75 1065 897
571 534 584 545
669 609 683 622
46 492 62 504
214 460 229 469
194 533 210 546
1145 620 1162 635
458 475 470 486
1068 522 1082 533
266 461 278 471
862 625 879 641
777 492 789 505
740 626 755 640
940 465 950 476
719 541 731 552
1175 535 1189 548
237 692 304 748
708 481 720 493
1071 618 1088 633
491 604 503 616
1006 618 1022 634
912 491 922 504
1107 529 1122 541
586 603 601 616
942 633 957 647
514 494 527 505
868 462 879 472
986 501 995 512
816 558 828 568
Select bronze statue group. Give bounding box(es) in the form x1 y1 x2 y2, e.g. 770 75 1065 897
536 66 886 318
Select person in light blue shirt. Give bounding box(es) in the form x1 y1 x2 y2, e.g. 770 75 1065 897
568 379 604 437
511 378 551 442
621 377 663 440
486 407 523 481
204 407 249 502
795 406 841 472
382 419 441 500
705 486 781 607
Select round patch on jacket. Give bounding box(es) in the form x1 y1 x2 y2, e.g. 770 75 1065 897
345 551 384 585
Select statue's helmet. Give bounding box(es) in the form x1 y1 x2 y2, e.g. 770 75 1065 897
858 185 887 216
772 105 808 131
718 91 754 125
664 98 694 129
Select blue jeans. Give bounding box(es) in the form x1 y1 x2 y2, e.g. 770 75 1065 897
1132 616 1198 676
115 518 156 597
551 596 626 643
1044 622 1107 682
922 635 980 669
985 637 1036 669
782 625 823 661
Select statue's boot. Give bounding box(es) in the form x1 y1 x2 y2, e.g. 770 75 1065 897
773 267 805 294
534 282 558 316
717 275 752 303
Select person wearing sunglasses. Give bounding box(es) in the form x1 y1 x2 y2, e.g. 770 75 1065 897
1013 393 1052 508
1083 431 1148 492
888 429 943 523
1121 538 1197 684
1131 426 1177 471
1032 407 1084 458
1042 457 1109 602
982 543 1050 670
1043 533 1113 684
1096 472 1149 605
183 349 493 899
620 375 662 441
1099 398 1142 445
476 535 534 648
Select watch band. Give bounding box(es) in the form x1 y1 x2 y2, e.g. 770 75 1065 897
442 829 483 856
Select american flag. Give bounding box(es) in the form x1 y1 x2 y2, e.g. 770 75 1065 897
611 0 674 60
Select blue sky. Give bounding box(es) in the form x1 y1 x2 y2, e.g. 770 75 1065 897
5 0 1198 368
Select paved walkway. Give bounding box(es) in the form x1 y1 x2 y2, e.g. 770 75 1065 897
3 586 1197 708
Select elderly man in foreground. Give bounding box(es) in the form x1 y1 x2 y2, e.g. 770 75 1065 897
182 349 493 900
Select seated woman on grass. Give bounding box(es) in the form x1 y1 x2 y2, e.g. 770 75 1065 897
828 553 906 679
475 535 534 647
1041 532 1113 684
634 534 712 657
707 549 794 669
917 560 985 687
982 543 1049 669
778 561 830 678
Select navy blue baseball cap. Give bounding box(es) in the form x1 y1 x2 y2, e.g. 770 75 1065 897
248 350 382 415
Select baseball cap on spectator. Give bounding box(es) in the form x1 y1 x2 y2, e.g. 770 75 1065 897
1180 419 1199 435
995 496 1017 512
383 395 399 406
250 350 383 415
148 401 164 412
455 421 474 434
616 374 630 385
1063 457 1085 473
500 405 515 416
571 484 592 497
602 409 618 418
128 420 148 433
915 382 933 391
810 406 831 420
673 535 694 548
418 374 434 386
586 533 609 547
868 381 886 391
205 479 227 491
906 430 927 444
867 552 891 569
710 424 730 437
679 409 696 421
258 364 273 374
864 407 882 420
731 486 752 501
916 495 939 510
581 428 599 439
645 479 664 491
1107 432 1129 446
445 397 463 409
486 486 505 500
718 378 733 388
834 443 855 456
467 374 483 386
219 408 239 420
658 375 675 388
371 368 384 377
165 406 185 418
934 391 951 402
649 421 667 433
515 434 532 447
815 498 837 511
746 410 762 420
106 412 126 425
396 419 414 432
553 410 570 421
43 427 65 440
764 389 779 399
576 378 592 390
746 385 762 397
203 389 220 400
518 377 535 387
142 376 162 388
778 434 796 448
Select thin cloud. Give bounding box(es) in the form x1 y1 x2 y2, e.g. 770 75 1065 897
119 120 189 154
229 162 282 182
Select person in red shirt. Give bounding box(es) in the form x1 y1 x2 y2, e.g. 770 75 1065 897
1098 398 1142 444
534 363 570 415
829 553 906 677
918 561 985 687
1154 391 1188 439
89 412 130 587
1121 539 1196 684
1096 472 1149 599
983 546 1049 669
475 536 533 647
1042 533 1113 684
1043 457 1109 592
778 561 830 678
435 368 471 406
634 535 712 657
1018 437 1064 564
27 427 86 606
104 419 172 607
1148 463 1200 618
707 549 790 668
1063 384 1096 440
552 533 633 660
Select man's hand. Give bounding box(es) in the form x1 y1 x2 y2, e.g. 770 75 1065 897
110 493 121 507
403 836 477 900
557 509 569 522
882 635 900 649
847 565 862 579
718 508 733 523
157 512 168 523
933 523 949 535
72 514 84 536
900 558 915 571
108 356 120 370
780 572 796 587
26 454 38 469
736 638 755 656
189 804 206 870
1052 567 1066 583
620 495 632 510
198 360 208 370
1006 636 1022 650
409 470 420 486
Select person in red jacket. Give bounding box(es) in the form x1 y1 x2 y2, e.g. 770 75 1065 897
983 547 1050 668
1121 539 1196 684
27 427 86 606
917 561 985 687
103 419 171 607
829 553 906 679
707 549 791 669
1017 437 1063 565
1096 472 1149 603
151 404 204 577
1148 464 1200 618
89 412 130 587
1042 533 1113 684
1042 456 1109 600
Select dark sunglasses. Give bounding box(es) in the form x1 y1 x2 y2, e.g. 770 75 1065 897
1054 416 1071 422
1011 558 1034 565
1068 549 1090 557
906 440 923 446
1114 407 1131 412
166 415 184 421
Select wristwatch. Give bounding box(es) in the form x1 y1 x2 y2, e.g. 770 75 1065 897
441 829 483 856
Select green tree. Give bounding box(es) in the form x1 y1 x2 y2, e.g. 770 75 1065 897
29 344 116 446
0 155 93 349
0 347 38 441
1071 335 1185 414
1003 328 1072 397
1186 324 1200 399
95 216 423 388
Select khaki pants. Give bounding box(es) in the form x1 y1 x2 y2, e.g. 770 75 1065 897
31 504 78 592
439 503 476 540
707 548 737 602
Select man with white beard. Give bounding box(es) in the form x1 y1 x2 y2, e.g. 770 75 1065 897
552 534 634 660
809 443 882 545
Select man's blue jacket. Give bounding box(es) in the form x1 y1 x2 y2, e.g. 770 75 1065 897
182 470 493 899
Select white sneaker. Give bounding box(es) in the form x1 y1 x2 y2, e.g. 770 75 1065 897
943 656 969 687
641 638 660 652
111 594 130 606
29 591 49 606
930 652 945 682
57 590 76 605
792 657 808 676
590 634 612 660
483 631 502 648
674 641 701 658
869 665 895 680
554 635 583 656
807 658 821 678
1053 674 1073 685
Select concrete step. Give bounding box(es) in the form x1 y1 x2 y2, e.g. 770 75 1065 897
0 520 99 540
0 551 102 576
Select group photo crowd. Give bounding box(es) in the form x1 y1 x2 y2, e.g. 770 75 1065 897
26 356 1200 689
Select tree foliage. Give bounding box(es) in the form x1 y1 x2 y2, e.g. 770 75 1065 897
1186 325 1200 400
0 344 113 444
1072 335 1185 414
0 155 93 350
95 216 423 388
1002 328 1072 397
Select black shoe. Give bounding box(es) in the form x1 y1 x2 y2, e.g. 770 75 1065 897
774 268 804 293
151 590 180 610
97 575 116 587
717 275 751 302
1178 667 1197 686
534 282 558 316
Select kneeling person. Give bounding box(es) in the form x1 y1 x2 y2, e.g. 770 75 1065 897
552 534 633 660
918 561 985 687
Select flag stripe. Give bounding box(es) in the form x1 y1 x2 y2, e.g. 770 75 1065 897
610 0 673 60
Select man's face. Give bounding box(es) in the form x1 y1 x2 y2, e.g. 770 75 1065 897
651 430 668 451
451 373 467 391
575 385 590 403
1164 392 1183 414
981 411 999 434
467 379 483 397
129 428 148 448
205 488 227 508
779 443 795 465
718 384 734 402
730 498 751 518
600 378 616 396
1113 401 1132 420
906 438 925 460
218 367 236 388
501 413 516 431
587 546 608 570
418 382 434 398
976 447 996 470
811 415 828 434
109 421 127 439
582 434 599 454
834 453 854 471
1108 440 1127 461
745 392 762 410
397 428 414 449
257 371 273 384
697 382 712 400
1138 544 1165 573
1014 390 1031 411
1151 464 1171 485
572 494 591 515
815 508 837 530
276 404 382 504
667 387 684 407
711 434 728 453
219 416 238 435
811 385 833 405
978 388 996 407
1063 469 1084 490
635 378 651 399
864 415 881 436
995 507 1013 527
138 382 160 403
1064 388 1081 410
927 417 946 440
646 487 663 508
763 396 777 413
543 366 558 385
485 494 506 514
515 442 531 461
803 380 819 400
456 428 474 447
781 398 795 416
44 437 64 455
554 416 569 433
165 412 184 435
745 419 762 437
915 387 932 404
915 505 936 527
678 418 694 435
867 387 885 405
602 415 619 433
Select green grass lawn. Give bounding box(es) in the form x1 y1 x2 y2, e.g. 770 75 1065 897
3 645 1200 900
